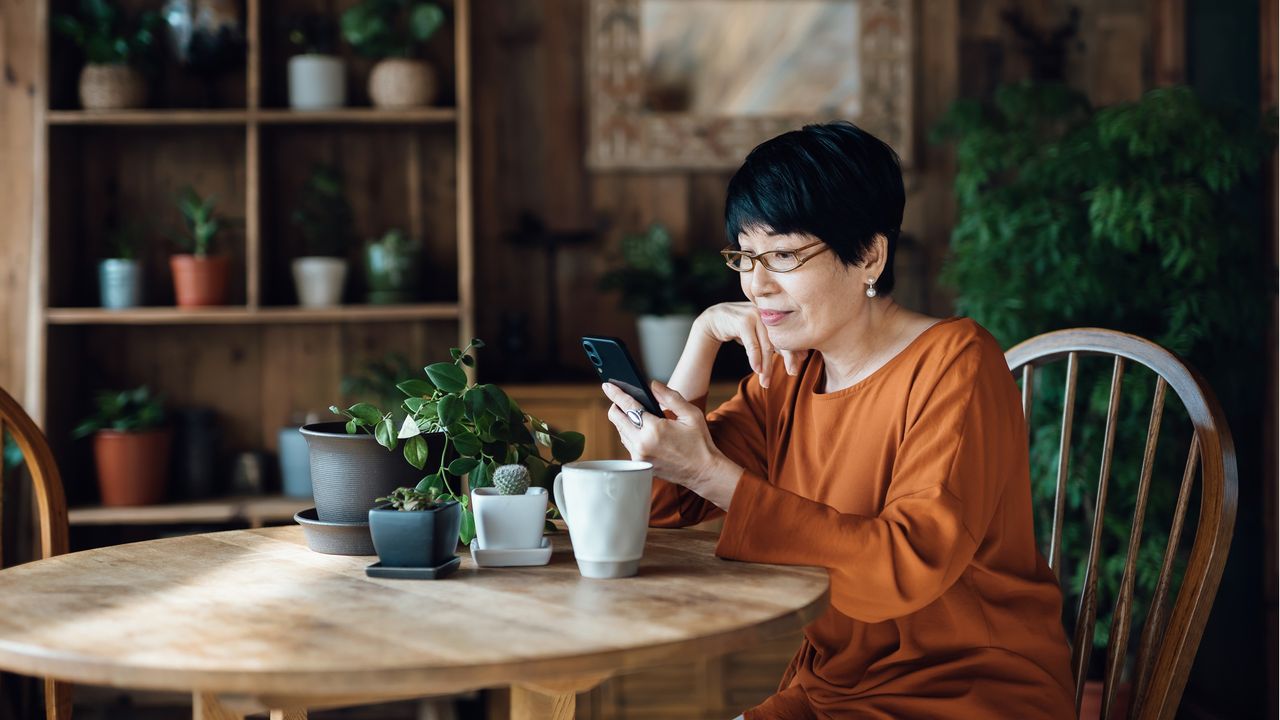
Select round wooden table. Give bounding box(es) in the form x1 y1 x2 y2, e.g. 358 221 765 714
0 525 828 719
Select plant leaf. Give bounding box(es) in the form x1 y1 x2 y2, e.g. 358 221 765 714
552 432 585 463
397 379 434 397
437 394 463 426
452 431 482 456
458 507 476 545
347 402 383 426
448 457 479 476
426 362 467 392
404 434 429 469
397 414 422 439
374 417 396 450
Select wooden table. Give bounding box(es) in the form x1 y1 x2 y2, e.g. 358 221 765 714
0 526 828 719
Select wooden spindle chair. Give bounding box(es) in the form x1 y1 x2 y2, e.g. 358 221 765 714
1005 328 1237 720
0 385 72 719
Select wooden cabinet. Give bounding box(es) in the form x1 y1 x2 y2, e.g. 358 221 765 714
31 0 473 507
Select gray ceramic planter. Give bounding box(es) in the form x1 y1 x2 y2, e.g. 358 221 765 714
300 422 442 523
369 500 462 568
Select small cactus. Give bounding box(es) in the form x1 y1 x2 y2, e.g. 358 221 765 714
492 463 531 495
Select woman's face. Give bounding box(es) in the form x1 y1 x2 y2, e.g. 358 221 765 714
736 228 870 352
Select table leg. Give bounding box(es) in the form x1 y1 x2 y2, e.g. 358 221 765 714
509 685 575 720
192 693 308 720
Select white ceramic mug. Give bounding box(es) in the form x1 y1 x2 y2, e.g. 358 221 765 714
553 460 653 579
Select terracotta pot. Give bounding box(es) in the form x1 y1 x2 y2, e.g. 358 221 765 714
368 59 437 108
79 64 146 110
170 254 230 307
1079 679 1131 720
92 429 171 506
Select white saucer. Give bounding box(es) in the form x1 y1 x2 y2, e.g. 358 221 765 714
470 536 553 567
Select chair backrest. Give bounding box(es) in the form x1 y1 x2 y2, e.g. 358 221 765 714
1005 328 1236 720
0 385 67 563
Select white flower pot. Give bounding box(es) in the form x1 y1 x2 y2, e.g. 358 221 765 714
472 486 548 550
288 54 346 110
636 314 696 383
291 257 347 308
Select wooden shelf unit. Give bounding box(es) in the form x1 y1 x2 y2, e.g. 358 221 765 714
68 495 311 528
31 0 474 509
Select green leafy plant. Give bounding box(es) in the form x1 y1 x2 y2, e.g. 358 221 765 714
376 485 452 510
933 82 1275 654
292 164 355 257
367 228 420 255
72 386 165 438
330 339 585 542
340 0 445 59
599 223 731 316
173 186 231 257
287 13 339 55
52 0 162 66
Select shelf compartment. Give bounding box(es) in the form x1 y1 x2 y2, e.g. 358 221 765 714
68 495 311 527
46 304 461 325
255 108 457 124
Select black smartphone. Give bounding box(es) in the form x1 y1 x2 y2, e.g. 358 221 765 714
581 335 663 416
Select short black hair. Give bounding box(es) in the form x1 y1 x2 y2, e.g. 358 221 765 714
724 121 904 295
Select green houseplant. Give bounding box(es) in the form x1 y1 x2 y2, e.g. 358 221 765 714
52 0 162 110
72 386 170 506
599 223 730 381
291 164 355 307
363 228 422 304
933 83 1275 670
340 0 446 108
331 338 585 544
170 186 233 307
367 486 462 574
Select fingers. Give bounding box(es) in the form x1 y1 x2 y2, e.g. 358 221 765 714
780 349 802 376
755 321 775 388
600 382 645 414
650 380 694 417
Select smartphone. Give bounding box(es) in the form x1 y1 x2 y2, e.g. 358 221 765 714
581 335 663 416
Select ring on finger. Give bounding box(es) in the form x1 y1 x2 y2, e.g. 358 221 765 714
625 408 644 429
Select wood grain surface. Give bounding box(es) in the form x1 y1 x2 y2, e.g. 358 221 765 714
0 526 827 700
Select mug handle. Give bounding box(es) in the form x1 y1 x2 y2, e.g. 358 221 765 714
553 472 569 528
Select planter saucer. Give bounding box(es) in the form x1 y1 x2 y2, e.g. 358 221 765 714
365 556 461 580
469 536 553 568
294 507 375 556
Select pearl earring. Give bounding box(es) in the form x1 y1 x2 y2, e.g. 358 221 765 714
865 279 877 298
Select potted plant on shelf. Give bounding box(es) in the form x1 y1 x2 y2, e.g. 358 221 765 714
99 224 143 309
599 223 731 382
291 164 355 307
72 386 170 506
53 0 162 111
170 186 232 307
340 0 446 109
368 486 462 575
364 228 422 304
332 338 585 544
286 13 346 110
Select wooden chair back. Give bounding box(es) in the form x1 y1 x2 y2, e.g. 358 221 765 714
0 384 71 719
1005 328 1236 720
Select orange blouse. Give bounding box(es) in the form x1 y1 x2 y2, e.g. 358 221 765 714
652 318 1075 719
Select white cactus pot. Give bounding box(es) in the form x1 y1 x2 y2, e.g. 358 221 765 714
472 486 548 550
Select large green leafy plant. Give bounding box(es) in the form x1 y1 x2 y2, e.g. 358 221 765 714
599 224 730 316
53 0 162 66
331 339 585 542
340 0 445 59
934 83 1275 655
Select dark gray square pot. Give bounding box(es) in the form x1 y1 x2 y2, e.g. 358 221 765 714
368 500 462 568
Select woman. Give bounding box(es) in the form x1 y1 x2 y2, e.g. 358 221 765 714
600 122 1075 719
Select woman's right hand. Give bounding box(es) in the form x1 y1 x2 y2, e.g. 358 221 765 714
695 302 803 388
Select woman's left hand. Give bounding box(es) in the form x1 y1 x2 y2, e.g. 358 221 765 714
602 380 743 509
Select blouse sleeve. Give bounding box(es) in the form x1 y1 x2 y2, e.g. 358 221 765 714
713 341 1014 623
650 371 772 528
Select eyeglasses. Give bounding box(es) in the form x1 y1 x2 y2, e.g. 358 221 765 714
720 240 831 273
